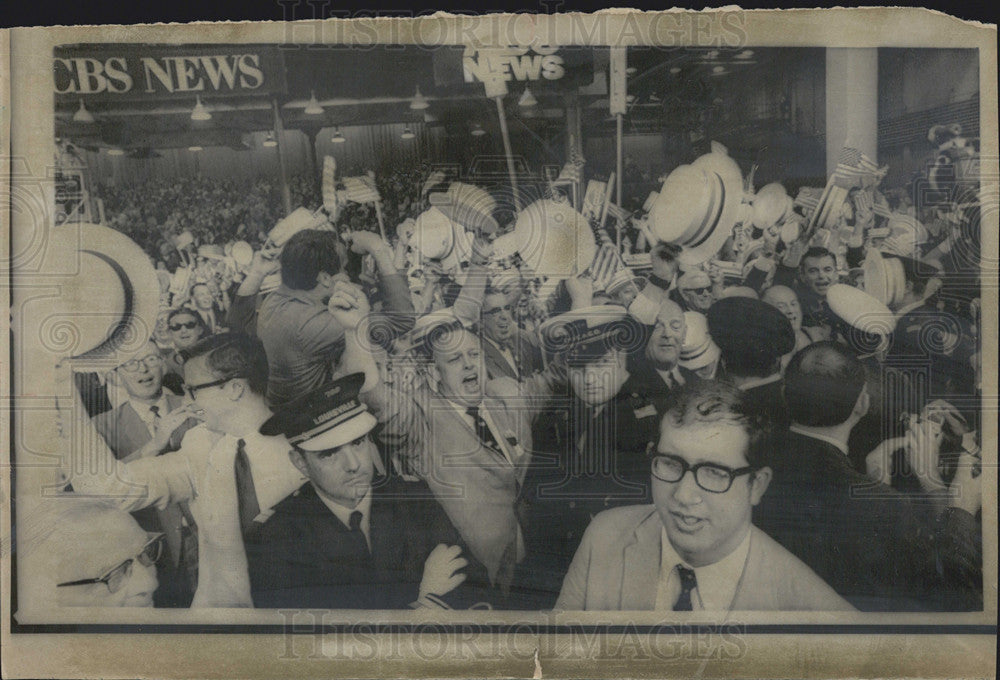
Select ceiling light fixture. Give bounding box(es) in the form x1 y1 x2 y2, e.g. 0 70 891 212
401 127 415 140
410 86 429 110
518 87 538 107
188 145 203 152
263 132 277 147
471 123 486 137
331 128 346 143
73 99 95 123
107 148 125 156
304 91 324 115
191 96 212 121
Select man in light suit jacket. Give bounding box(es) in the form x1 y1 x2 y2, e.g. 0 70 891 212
556 381 852 612
480 288 543 383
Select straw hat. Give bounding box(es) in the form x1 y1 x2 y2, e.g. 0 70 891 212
174 230 195 251
751 182 790 230
679 311 721 371
428 182 499 235
22 223 161 369
647 149 745 264
267 207 331 248
411 206 470 271
862 249 907 308
230 240 254 269
827 283 897 338
510 199 598 280
197 244 226 260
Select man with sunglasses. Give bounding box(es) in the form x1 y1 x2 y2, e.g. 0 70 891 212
675 270 717 313
480 287 542 382
556 381 851 611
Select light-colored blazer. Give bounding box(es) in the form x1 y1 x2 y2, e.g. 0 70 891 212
481 329 542 382
555 504 854 612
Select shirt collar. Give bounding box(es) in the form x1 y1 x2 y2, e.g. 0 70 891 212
129 395 168 424
655 366 684 387
316 487 372 533
660 525 752 611
788 425 850 456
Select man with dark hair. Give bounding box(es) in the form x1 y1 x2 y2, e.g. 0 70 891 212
246 374 491 609
63 332 306 608
556 381 851 611
763 245 839 333
258 228 413 406
755 341 982 611
706 296 796 430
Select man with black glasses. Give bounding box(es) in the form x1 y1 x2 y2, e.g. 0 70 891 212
555 381 851 611
60 332 305 608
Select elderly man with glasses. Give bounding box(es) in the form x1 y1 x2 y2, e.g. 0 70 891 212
479 287 543 383
555 381 852 612
61 332 306 608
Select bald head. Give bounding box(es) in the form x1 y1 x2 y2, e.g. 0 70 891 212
646 299 686 369
762 285 803 332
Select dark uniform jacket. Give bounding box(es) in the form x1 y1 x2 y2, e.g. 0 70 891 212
754 430 981 611
246 478 493 610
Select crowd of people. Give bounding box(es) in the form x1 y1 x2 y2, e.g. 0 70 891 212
30 138 983 616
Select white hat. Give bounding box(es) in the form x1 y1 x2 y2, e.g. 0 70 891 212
647 148 745 264
399 307 467 355
412 206 468 271
827 283 897 337
197 244 226 260
880 214 928 259
174 230 195 250
230 240 254 269
22 224 161 369
428 182 499 235
863 250 907 309
510 199 598 280
267 207 330 248
751 182 790 230
679 311 721 370
605 267 643 295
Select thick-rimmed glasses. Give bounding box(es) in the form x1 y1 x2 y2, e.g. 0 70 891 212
650 453 756 494
184 375 239 399
56 532 164 594
117 354 164 373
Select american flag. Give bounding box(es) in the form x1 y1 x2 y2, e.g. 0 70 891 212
833 147 887 188
557 147 586 184
795 187 824 218
606 202 632 223
342 175 380 204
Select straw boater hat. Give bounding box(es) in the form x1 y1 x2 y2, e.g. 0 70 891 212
510 199 598 280
647 147 745 265
679 311 721 371
230 240 254 269
24 223 161 369
411 206 471 272
605 267 644 296
826 283 897 339
267 207 332 248
538 304 645 364
862 249 907 309
428 182 500 236
751 182 790 230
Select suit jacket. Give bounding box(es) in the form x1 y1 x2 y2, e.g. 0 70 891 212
514 387 661 608
246 479 492 609
754 430 981 611
556 504 853 611
482 329 543 382
740 376 789 432
92 395 190 461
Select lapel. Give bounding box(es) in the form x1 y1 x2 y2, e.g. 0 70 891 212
116 402 153 455
620 509 662 610
483 338 518 380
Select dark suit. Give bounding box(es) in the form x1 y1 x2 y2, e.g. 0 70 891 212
91 394 198 607
754 430 981 611
741 376 789 432
246 479 493 609
514 385 661 608
482 330 543 382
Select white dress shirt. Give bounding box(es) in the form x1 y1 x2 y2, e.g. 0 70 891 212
316 488 373 550
654 527 752 611
129 395 170 438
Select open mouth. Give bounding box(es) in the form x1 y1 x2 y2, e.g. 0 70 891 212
135 375 155 387
462 374 480 390
670 511 706 533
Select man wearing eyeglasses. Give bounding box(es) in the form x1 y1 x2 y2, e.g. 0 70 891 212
675 270 717 313
62 333 307 608
555 381 852 611
480 288 542 382
91 340 201 607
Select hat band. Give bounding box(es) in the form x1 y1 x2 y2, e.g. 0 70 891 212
681 337 713 362
81 249 135 355
289 402 367 445
685 172 726 249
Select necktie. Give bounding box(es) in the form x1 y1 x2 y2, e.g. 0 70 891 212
234 438 261 539
149 404 161 434
673 565 698 611
347 509 371 560
466 406 505 461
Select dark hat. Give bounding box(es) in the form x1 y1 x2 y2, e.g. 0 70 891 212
707 297 795 360
259 373 377 452
538 305 646 365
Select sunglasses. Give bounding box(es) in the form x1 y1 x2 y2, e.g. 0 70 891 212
169 320 199 331
56 532 164 594
681 286 712 296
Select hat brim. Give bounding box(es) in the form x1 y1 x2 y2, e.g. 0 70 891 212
58 224 162 366
685 152 745 264
827 283 897 336
296 411 378 452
